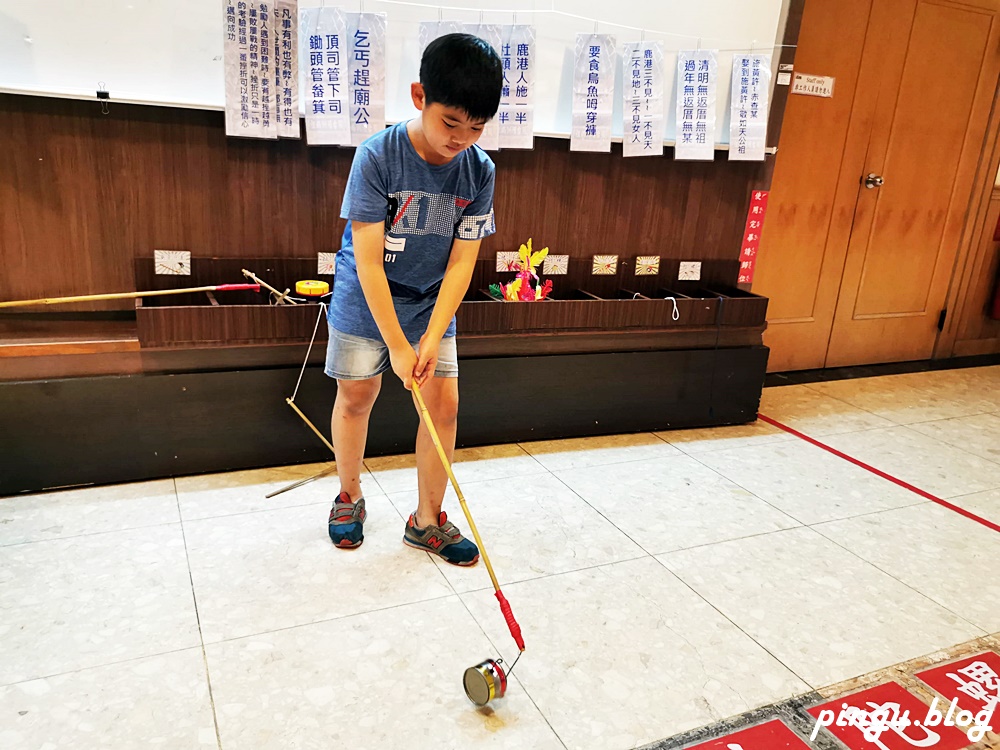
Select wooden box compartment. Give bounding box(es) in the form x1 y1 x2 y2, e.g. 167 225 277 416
650 289 720 327
136 294 326 348
698 284 770 326
134 258 328 348
455 286 723 334
134 258 768 348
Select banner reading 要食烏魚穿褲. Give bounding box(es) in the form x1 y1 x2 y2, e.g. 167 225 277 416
571 33 615 152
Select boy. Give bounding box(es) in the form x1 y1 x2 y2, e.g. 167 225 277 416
325 34 503 566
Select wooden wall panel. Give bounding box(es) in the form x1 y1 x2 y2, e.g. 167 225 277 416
765 0 805 150
0 94 772 313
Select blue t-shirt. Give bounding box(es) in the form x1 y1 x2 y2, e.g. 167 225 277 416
329 121 497 343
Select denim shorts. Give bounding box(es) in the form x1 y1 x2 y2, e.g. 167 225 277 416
324 326 459 380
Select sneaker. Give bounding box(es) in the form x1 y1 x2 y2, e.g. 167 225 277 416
403 511 480 566
328 492 366 548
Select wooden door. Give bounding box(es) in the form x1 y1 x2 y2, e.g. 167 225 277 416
825 0 1000 366
752 0 875 372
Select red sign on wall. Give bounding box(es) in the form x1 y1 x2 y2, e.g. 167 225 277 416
916 651 1000 727
807 682 970 750
687 719 810 749
738 190 769 285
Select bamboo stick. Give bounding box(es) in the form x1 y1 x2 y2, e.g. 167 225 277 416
0 283 260 309
241 269 297 305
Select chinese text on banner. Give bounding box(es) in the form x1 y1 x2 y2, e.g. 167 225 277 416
225 0 278 138
622 41 664 157
301 5 350 145
571 34 616 152
275 0 299 138
498 25 535 149
729 53 771 161
675 50 718 160
348 13 387 146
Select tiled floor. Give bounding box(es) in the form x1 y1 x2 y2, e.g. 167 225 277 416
2 366 1000 749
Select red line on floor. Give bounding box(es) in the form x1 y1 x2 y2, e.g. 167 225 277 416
757 413 1000 534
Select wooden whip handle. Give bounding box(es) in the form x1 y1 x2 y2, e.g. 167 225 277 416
411 382 500 592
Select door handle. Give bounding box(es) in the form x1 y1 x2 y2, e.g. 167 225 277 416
863 173 884 189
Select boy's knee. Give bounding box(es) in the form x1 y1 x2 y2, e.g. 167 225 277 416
336 378 380 416
435 386 459 425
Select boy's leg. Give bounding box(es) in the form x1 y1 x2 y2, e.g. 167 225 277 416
413 375 459 527
331 376 382 500
324 326 388 548
401 338 477 566
404 374 478 565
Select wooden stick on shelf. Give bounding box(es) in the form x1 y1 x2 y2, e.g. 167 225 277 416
241 269 297 305
0 283 261 309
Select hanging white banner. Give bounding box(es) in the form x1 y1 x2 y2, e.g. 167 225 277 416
571 34 615 152
301 5 350 145
275 0 299 138
348 13 387 146
225 0 278 138
675 50 718 160
258 1 278 138
498 25 535 150
622 41 664 157
462 23 502 151
418 20 463 53
729 53 771 161
223 0 247 136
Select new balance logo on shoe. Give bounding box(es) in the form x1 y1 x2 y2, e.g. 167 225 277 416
402 512 478 567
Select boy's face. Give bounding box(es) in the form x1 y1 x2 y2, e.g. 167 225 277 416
411 83 487 162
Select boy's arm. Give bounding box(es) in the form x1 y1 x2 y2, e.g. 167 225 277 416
353 220 418 388
414 237 481 384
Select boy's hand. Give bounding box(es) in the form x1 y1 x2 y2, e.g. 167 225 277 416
389 344 418 390
414 332 441 387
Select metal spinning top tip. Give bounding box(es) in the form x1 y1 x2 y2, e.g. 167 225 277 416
463 650 521 707
463 658 508 707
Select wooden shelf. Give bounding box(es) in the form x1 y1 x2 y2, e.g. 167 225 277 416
0 258 769 380
0 315 139 360
457 284 767 335
0 339 140 358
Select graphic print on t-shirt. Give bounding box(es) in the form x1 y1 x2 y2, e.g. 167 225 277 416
387 190 495 242
384 235 406 254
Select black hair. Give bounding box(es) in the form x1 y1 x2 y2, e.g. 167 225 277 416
419 33 503 123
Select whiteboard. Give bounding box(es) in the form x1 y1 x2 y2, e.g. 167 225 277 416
0 0 785 144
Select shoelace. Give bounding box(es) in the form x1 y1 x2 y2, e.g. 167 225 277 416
331 500 361 522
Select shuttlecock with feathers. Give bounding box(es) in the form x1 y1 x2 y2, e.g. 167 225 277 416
489 239 553 302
